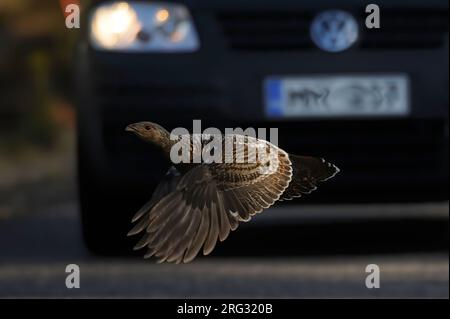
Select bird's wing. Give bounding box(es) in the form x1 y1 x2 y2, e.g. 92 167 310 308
279 155 340 201
129 136 292 263
128 166 181 230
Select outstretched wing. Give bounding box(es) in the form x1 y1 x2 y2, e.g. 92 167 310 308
128 136 292 263
279 155 340 201
127 166 181 231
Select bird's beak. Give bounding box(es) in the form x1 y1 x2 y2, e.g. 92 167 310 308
125 124 137 133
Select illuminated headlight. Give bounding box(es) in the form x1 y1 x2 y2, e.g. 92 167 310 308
89 1 199 52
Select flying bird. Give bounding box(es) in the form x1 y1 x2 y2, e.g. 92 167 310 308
125 122 339 263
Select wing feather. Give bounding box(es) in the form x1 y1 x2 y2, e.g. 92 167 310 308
184 205 209 263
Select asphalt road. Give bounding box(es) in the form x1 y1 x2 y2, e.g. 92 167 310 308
0 202 448 298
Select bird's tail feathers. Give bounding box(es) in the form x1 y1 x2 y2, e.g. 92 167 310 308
279 155 339 201
290 154 340 182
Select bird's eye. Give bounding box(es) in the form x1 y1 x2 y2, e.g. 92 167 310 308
145 125 151 130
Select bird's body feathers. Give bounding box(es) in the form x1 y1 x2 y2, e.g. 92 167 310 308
125 122 339 263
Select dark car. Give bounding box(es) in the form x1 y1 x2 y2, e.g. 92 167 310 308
76 0 449 254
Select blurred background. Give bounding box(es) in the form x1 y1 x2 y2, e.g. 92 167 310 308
0 0 448 298
0 0 76 218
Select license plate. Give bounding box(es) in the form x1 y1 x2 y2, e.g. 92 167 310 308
264 75 410 118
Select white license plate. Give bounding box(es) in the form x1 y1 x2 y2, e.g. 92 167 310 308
264 74 410 118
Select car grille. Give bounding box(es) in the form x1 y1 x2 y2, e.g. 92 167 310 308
93 73 224 110
102 112 448 201
217 8 449 51
271 119 449 201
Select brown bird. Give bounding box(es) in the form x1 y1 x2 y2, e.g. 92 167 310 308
125 122 339 263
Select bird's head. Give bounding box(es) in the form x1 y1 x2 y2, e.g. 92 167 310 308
125 122 171 147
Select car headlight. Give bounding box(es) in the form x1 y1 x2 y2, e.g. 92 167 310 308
89 1 199 52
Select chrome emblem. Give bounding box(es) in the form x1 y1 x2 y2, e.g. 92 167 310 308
310 10 359 52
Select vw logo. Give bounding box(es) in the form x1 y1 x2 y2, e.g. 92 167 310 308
310 10 359 52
